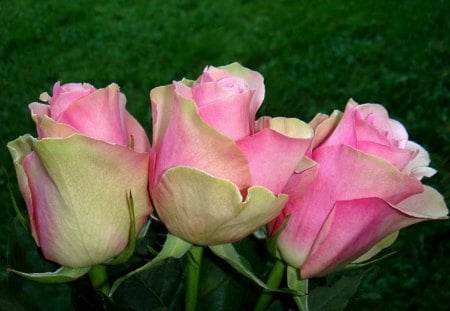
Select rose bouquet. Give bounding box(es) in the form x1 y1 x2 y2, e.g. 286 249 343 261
6 63 448 310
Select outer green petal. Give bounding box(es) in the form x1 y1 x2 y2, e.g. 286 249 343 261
152 166 287 245
7 135 38 243
29 134 151 267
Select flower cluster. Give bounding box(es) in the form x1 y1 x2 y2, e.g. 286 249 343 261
8 63 447 282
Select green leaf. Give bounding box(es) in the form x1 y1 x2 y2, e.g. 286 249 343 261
197 252 248 311
308 272 367 311
4 168 28 231
287 266 309 311
8 266 91 284
209 243 290 293
112 258 185 311
105 191 137 265
109 234 192 297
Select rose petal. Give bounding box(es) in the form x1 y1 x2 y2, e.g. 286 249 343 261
7 136 39 243
300 197 425 278
151 86 251 190
124 112 151 153
356 140 416 170
277 144 423 268
48 82 96 120
219 63 265 130
192 80 253 140
321 100 358 148
152 166 287 245
309 110 342 150
236 127 311 194
25 134 151 267
393 185 448 219
58 84 129 146
402 141 436 179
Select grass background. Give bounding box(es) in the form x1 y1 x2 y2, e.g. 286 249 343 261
0 0 448 309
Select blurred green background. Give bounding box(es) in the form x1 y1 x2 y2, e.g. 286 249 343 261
0 0 448 310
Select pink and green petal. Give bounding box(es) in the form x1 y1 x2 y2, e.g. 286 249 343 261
320 101 358 148
200 66 230 82
300 198 428 278
356 140 416 170
32 115 78 139
219 63 265 127
356 103 409 147
57 84 129 146
277 144 424 268
402 141 436 179
27 134 151 267
7 135 39 243
151 88 251 190
236 128 311 194
193 82 252 140
152 166 287 245
313 145 424 204
212 185 287 244
268 163 318 236
150 85 176 151
124 112 151 153
44 82 96 120
393 185 448 219
309 110 342 150
352 231 399 264
354 111 395 147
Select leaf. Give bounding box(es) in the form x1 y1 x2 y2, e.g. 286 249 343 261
8 266 91 283
112 258 185 311
209 243 291 293
308 272 367 311
197 253 248 311
4 168 28 231
109 234 192 297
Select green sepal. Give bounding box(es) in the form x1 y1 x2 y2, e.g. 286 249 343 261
209 243 293 293
109 234 192 297
267 214 290 258
6 176 28 232
8 266 91 283
105 191 137 265
287 265 309 311
344 251 397 271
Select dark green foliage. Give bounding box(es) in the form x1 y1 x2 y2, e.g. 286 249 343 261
1 0 449 309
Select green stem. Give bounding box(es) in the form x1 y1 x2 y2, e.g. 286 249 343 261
297 278 309 311
88 265 111 296
185 246 204 311
254 259 286 311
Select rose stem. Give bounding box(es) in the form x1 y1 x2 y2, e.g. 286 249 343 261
254 259 286 311
88 265 111 297
185 246 204 311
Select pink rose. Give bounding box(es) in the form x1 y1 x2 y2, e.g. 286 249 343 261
8 82 152 267
271 99 448 278
150 63 313 245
